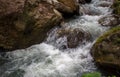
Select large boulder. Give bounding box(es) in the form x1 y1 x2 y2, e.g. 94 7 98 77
91 26 120 74
0 0 62 50
99 15 120 27
57 28 91 48
0 0 25 17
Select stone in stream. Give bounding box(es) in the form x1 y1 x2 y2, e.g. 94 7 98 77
0 0 81 51
91 26 120 76
0 0 62 50
99 15 120 27
52 0 80 16
43 0 80 16
57 28 91 48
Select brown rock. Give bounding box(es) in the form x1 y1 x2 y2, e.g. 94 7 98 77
50 0 79 16
57 28 91 48
0 1 62 50
0 0 25 17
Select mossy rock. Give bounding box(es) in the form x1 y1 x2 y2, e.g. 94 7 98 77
96 26 120 44
91 26 120 75
112 0 120 15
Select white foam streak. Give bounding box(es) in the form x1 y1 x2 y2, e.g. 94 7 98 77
22 42 95 77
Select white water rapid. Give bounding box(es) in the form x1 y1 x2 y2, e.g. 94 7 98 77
0 0 114 77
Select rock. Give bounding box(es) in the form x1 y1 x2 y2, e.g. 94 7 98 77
52 0 80 16
42 0 79 16
57 28 91 48
112 0 120 15
0 0 62 50
91 26 120 74
0 0 25 17
99 15 120 27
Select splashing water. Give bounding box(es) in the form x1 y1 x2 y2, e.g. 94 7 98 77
0 0 113 77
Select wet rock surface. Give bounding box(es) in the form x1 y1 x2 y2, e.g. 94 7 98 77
99 15 120 27
43 0 79 17
0 0 62 50
0 0 25 17
0 0 80 50
91 26 120 75
57 28 91 48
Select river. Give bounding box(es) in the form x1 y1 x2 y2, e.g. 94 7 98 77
0 0 113 77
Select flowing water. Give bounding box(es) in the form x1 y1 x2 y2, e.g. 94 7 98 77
0 0 114 77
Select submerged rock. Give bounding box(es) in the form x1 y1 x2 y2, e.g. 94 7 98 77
99 15 120 27
57 28 91 48
91 26 120 74
0 0 62 50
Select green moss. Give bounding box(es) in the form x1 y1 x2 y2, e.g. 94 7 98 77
82 72 101 77
113 38 120 45
112 0 120 15
96 26 120 44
